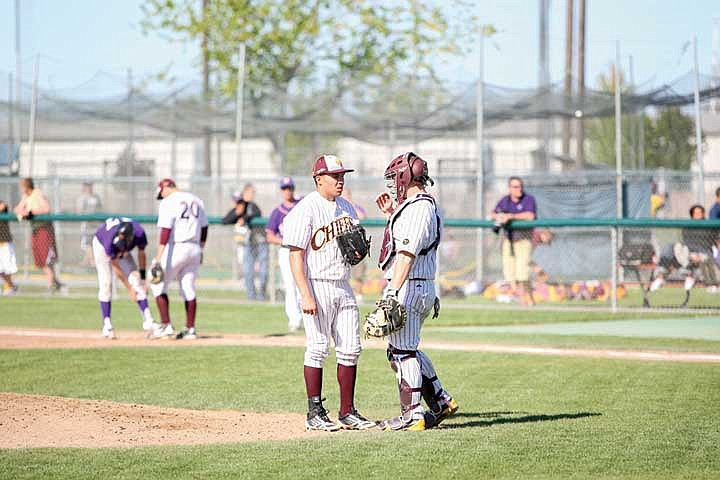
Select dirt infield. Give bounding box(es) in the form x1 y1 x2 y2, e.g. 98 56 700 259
0 392 326 449
1 327 719 363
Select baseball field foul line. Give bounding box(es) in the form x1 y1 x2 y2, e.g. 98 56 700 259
1 328 719 363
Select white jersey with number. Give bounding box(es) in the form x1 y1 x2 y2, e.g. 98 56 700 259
282 191 358 281
157 191 208 244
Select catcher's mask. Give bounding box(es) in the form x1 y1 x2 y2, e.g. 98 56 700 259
113 221 135 252
384 152 434 204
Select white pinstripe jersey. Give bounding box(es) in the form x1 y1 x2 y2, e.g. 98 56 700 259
380 193 442 280
282 191 359 280
157 191 208 244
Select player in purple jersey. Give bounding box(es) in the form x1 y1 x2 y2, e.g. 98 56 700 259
93 217 156 338
266 176 303 332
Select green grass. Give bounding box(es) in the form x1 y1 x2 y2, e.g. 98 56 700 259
0 346 719 479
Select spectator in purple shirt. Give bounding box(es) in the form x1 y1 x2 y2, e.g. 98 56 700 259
490 176 537 306
266 177 303 331
93 217 156 338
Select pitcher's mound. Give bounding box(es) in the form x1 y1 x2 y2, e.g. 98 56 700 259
0 393 327 448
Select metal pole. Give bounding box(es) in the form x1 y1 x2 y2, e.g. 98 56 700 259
127 68 134 177
610 226 618 312
693 35 705 204
28 55 39 177
475 26 486 284
628 55 636 169
615 41 623 219
235 43 246 183
14 0 22 154
7 73 13 146
171 93 177 179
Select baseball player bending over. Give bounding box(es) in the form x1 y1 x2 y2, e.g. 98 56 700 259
150 178 208 340
283 154 375 431
93 217 156 338
375 152 458 431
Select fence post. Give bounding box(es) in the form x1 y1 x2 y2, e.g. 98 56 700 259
610 224 618 313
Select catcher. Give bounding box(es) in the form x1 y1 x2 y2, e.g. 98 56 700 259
368 151 458 431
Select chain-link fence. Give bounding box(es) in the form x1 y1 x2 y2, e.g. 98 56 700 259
1 214 718 310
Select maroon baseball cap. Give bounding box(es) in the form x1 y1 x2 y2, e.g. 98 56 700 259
312 154 354 177
156 178 176 199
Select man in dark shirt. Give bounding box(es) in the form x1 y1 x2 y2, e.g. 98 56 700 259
222 184 268 300
709 187 720 220
490 176 537 306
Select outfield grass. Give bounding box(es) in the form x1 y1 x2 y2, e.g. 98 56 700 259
0 346 718 479
1 296 718 353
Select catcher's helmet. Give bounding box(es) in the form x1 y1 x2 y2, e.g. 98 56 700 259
384 152 434 204
113 221 135 252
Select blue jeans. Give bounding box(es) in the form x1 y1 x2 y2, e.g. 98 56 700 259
243 241 268 300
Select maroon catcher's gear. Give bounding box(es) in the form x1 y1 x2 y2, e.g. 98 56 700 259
384 152 434 205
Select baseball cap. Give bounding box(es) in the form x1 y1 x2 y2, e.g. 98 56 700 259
156 178 176 200
232 190 243 202
312 154 354 177
280 176 295 189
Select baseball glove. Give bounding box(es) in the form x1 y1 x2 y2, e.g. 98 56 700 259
363 296 407 338
150 262 164 285
336 224 371 266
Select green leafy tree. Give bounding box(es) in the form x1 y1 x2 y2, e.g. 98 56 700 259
587 65 701 170
141 0 477 102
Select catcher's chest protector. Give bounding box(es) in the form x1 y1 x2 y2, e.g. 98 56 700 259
378 194 440 270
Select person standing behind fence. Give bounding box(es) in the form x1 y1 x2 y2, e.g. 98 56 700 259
76 181 102 267
0 200 19 295
13 177 65 294
93 217 156 338
709 187 720 220
238 184 268 301
265 176 303 331
490 176 537 307
150 178 208 340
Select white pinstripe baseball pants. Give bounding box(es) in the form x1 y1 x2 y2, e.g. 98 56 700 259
303 279 361 368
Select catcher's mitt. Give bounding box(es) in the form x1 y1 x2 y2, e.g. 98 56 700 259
363 296 407 338
336 224 371 266
150 262 164 285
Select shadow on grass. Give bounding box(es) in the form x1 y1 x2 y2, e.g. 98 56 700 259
443 411 601 429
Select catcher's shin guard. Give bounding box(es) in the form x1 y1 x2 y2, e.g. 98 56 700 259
387 346 424 419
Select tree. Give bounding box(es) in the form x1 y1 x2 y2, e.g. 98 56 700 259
586 65 701 170
141 0 477 102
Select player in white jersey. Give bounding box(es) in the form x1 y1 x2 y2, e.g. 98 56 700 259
150 178 209 340
374 152 458 431
282 154 375 432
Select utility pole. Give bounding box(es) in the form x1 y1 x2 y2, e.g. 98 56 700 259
127 68 134 177
235 43 246 182
562 0 574 159
538 0 551 169
575 0 586 168
14 0 22 153
693 35 705 204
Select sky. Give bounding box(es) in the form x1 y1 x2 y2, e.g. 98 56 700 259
0 0 718 97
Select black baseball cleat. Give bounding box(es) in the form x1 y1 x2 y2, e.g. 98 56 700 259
305 397 341 432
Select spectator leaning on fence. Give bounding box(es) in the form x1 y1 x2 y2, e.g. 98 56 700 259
0 200 19 295
681 204 719 289
709 187 720 220
240 184 268 301
13 177 65 293
490 176 537 307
